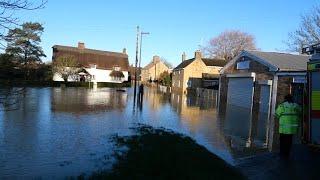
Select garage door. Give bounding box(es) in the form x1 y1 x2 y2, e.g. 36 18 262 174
224 77 254 140
227 77 254 108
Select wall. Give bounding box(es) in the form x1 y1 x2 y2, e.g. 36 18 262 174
183 58 207 93
53 68 129 83
141 61 170 82
219 54 308 151
172 69 184 92
219 57 274 108
172 58 222 93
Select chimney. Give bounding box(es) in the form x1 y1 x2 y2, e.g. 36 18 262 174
182 52 186 62
122 48 127 54
194 50 202 60
78 42 85 49
153 55 160 63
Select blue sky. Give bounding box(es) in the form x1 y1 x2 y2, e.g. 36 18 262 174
16 0 319 66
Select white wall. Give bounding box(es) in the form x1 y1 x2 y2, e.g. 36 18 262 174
85 68 128 83
53 67 129 83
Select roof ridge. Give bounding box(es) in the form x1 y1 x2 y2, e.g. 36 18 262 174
53 45 127 56
246 50 310 56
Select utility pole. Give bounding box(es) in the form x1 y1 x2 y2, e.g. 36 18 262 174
138 31 150 83
133 26 139 103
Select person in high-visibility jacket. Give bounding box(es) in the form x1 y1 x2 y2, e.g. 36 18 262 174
275 94 302 158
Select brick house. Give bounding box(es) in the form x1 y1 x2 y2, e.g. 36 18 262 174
219 50 309 150
141 55 171 82
172 51 226 93
52 42 129 83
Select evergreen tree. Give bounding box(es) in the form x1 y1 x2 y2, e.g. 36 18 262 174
5 22 46 64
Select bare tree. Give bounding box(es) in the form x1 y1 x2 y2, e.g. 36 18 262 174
52 55 81 82
0 0 46 48
160 57 173 68
202 30 257 61
287 5 320 52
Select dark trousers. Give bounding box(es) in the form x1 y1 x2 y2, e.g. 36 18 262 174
280 134 293 158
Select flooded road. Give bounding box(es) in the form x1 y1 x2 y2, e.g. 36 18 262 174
0 87 269 177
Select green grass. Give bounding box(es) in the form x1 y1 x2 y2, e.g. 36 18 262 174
90 125 245 180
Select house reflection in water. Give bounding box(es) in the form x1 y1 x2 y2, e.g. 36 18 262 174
222 102 271 157
221 105 268 148
169 91 235 161
51 88 128 114
170 90 270 158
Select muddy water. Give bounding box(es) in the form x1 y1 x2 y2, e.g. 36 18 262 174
0 87 269 177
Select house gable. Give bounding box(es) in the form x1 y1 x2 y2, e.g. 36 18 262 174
184 57 207 73
220 51 278 74
221 50 310 74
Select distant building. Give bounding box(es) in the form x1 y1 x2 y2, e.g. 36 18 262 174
172 51 226 93
219 50 310 150
141 55 171 82
52 42 129 83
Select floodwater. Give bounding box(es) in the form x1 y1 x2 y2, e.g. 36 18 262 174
0 87 270 178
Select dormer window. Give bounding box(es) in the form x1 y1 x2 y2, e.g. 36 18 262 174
113 66 121 71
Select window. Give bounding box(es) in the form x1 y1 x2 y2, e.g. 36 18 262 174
236 61 250 70
113 66 121 71
187 80 192 88
112 76 122 81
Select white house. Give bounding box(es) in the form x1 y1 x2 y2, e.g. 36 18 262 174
52 42 129 83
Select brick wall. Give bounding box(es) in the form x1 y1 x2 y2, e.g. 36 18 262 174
220 56 274 109
276 76 293 105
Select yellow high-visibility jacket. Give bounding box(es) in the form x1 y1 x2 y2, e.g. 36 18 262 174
275 102 302 134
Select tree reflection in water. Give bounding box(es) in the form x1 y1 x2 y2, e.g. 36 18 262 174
0 87 26 111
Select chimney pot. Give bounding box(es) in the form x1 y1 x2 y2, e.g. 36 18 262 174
153 55 160 63
123 48 127 54
78 42 85 49
182 52 186 62
194 50 202 60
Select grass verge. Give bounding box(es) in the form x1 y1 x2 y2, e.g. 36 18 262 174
90 125 245 180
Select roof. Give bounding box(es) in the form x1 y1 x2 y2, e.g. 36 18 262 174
174 58 194 70
220 50 310 74
174 58 226 70
110 70 125 77
142 59 170 70
246 50 310 71
202 58 228 67
52 45 129 71
143 61 156 70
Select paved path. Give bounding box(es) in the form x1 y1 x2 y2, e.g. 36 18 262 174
236 145 320 180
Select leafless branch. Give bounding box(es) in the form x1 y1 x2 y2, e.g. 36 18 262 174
201 30 257 61
287 5 320 52
0 0 46 41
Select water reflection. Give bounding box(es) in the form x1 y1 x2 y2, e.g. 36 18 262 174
0 87 271 178
52 88 128 114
